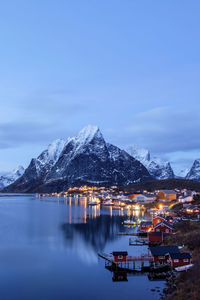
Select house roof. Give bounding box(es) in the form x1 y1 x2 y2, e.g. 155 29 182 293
160 190 176 194
154 220 174 230
149 246 180 256
140 221 152 226
168 252 191 259
143 193 156 198
112 251 128 256
153 215 166 220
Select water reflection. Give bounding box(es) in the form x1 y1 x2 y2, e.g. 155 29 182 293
0 195 163 300
61 214 124 253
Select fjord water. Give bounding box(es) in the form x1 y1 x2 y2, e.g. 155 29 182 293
0 195 164 300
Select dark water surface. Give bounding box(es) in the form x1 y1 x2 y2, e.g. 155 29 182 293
0 195 165 300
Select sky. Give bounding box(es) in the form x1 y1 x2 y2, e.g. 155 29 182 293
0 0 200 174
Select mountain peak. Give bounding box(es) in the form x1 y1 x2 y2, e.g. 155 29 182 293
74 125 102 146
186 158 200 181
126 145 174 180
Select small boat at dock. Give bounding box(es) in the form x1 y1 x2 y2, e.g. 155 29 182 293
102 200 114 206
88 197 100 206
123 219 139 226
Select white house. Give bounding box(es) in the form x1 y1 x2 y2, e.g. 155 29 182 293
178 195 193 203
134 194 156 204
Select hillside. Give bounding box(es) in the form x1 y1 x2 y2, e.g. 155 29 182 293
123 178 200 193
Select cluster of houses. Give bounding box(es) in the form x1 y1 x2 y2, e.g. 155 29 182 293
127 189 197 204
139 215 174 235
138 215 192 269
110 246 192 269
127 190 178 204
148 246 192 268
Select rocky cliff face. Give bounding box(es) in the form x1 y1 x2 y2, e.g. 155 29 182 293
4 125 152 192
126 146 174 180
186 159 200 182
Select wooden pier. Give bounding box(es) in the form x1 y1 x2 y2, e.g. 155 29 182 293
117 232 147 237
129 238 149 246
98 252 153 263
98 252 153 272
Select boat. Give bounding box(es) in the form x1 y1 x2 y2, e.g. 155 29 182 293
123 219 137 226
102 200 114 206
88 197 100 206
112 205 122 210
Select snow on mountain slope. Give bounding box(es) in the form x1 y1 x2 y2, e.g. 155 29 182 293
0 166 25 190
176 168 190 178
6 139 67 188
126 145 174 180
37 139 66 166
4 125 152 192
126 146 150 166
186 159 200 182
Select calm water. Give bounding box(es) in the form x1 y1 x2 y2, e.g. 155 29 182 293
0 195 165 300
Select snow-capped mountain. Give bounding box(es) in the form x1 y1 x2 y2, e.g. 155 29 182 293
4 125 152 192
0 166 25 190
11 139 66 187
126 146 174 180
186 159 200 182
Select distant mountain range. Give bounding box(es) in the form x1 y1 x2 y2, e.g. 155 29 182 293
2 125 152 192
1 125 200 193
126 146 174 180
0 166 24 190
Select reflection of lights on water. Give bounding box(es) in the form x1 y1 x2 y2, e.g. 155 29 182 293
89 204 100 219
110 206 112 217
84 208 87 224
135 209 139 217
119 209 124 217
135 204 140 210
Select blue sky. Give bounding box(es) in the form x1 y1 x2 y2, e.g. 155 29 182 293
0 0 200 174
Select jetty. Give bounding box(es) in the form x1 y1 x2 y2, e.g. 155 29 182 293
98 252 153 272
117 232 147 237
129 238 149 246
98 253 153 263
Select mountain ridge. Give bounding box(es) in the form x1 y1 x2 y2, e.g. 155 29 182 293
126 145 174 180
3 125 152 193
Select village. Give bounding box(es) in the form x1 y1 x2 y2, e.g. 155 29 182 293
36 185 200 298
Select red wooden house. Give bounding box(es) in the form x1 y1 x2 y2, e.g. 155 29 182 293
148 232 163 244
154 220 174 234
139 221 153 232
112 251 128 263
166 252 192 268
149 246 180 264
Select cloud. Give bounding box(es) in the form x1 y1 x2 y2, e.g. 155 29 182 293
124 107 200 153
